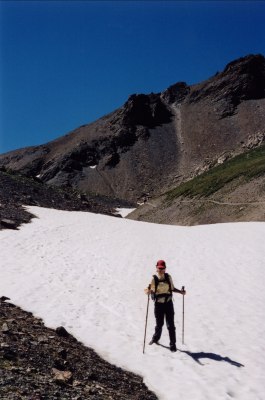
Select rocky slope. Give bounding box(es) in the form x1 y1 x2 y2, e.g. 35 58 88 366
128 144 265 225
128 176 265 226
0 297 157 400
0 168 135 230
1 54 265 205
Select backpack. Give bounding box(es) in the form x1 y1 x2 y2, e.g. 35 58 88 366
152 273 172 301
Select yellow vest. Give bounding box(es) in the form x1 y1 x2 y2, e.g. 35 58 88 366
150 273 175 303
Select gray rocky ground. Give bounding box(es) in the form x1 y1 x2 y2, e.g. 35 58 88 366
0 297 157 400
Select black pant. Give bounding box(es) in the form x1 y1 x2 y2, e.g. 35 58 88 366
152 300 176 346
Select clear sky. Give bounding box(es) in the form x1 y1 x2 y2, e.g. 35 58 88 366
0 0 265 154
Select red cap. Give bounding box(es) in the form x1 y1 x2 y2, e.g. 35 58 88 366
156 260 166 269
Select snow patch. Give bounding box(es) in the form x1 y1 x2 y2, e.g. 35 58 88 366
115 207 136 217
1 206 265 400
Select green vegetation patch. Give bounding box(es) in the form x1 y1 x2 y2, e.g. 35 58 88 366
166 144 265 200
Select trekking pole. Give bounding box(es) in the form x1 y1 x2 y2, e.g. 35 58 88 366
181 286 185 345
143 285 151 354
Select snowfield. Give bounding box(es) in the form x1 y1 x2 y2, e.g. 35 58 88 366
1 206 265 400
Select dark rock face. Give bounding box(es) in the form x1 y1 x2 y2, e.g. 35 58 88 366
122 93 173 127
224 53 265 97
0 298 157 399
161 82 190 104
1 54 265 203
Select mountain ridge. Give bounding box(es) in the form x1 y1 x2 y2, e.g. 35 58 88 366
1 53 265 224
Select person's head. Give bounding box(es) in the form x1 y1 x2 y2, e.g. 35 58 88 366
156 259 166 273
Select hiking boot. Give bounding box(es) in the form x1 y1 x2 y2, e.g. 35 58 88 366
170 344 177 352
149 339 158 345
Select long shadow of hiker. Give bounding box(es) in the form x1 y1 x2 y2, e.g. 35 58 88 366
179 350 244 367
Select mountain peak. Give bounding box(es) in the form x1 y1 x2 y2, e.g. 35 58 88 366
223 53 265 74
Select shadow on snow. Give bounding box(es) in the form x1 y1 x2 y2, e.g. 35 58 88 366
179 350 244 367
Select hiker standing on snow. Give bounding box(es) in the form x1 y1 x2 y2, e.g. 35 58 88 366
145 260 186 352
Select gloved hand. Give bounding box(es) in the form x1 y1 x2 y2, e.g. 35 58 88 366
144 287 151 295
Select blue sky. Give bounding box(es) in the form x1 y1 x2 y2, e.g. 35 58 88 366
0 0 265 154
